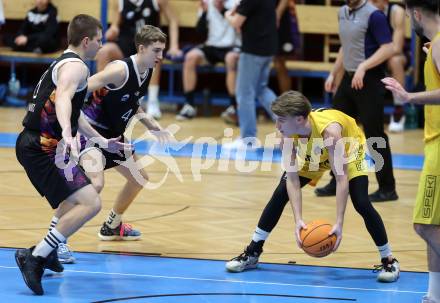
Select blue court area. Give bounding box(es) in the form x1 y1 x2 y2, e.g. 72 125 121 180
0 132 425 171
0 248 427 302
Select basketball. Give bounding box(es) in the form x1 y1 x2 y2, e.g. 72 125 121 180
300 220 337 258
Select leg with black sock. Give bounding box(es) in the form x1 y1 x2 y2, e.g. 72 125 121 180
226 174 310 272
184 91 195 107
176 90 197 120
349 176 400 282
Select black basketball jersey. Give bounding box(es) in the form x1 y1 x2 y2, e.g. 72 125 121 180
22 51 89 140
119 0 160 39
82 55 153 138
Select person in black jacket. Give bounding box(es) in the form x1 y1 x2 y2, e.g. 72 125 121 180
8 0 59 53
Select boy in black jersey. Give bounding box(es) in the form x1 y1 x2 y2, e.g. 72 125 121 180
14 15 131 296
51 25 170 260
97 0 182 119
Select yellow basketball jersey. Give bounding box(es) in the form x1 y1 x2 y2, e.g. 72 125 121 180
424 32 440 142
292 109 366 175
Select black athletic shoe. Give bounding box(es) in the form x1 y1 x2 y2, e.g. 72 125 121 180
314 180 336 197
45 247 64 272
15 248 45 295
98 222 141 241
369 189 399 202
225 248 261 273
28 246 63 273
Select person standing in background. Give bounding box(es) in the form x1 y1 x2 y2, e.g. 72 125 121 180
225 0 278 149
315 0 398 202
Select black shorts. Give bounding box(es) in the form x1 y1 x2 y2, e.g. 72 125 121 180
116 35 137 58
277 11 300 55
15 130 91 209
79 127 135 170
200 45 236 65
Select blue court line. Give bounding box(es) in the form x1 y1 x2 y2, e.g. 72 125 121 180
0 248 428 303
0 132 424 170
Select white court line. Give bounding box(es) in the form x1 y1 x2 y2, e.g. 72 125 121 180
0 265 425 295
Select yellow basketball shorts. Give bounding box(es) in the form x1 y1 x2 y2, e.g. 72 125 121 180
299 158 368 186
413 138 440 225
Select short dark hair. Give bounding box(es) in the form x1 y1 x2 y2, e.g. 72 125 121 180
405 0 440 14
67 14 102 47
134 25 167 50
271 91 312 118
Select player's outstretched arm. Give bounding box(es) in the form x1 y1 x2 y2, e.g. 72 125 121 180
87 61 127 93
382 39 440 104
136 107 176 144
324 123 348 251
55 61 89 157
78 111 133 154
286 170 307 249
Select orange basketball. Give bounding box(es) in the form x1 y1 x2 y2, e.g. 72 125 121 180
300 219 337 258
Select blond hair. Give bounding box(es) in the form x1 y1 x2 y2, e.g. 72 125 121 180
135 25 167 50
271 91 312 118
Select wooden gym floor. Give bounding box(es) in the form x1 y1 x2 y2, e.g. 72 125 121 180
0 107 428 272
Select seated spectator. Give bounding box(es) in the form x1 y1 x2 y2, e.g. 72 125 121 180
177 0 240 121
371 0 409 132
5 0 59 53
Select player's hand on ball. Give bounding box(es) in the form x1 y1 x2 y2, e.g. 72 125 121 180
295 220 308 248
329 223 343 252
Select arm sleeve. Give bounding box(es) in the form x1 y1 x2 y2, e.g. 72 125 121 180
368 10 392 45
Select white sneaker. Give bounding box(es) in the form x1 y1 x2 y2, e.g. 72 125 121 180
220 105 238 125
57 243 76 264
422 296 438 303
147 99 162 120
176 104 196 121
376 258 400 282
388 115 405 133
226 250 260 273
223 137 260 150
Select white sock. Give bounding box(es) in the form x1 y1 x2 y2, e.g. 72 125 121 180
33 227 66 258
148 85 159 103
428 272 440 301
252 227 270 243
48 216 59 232
377 243 392 259
106 209 122 229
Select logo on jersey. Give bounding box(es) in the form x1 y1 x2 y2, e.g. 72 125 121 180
134 91 140 97
142 8 151 17
126 11 135 19
121 94 130 102
28 103 36 112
